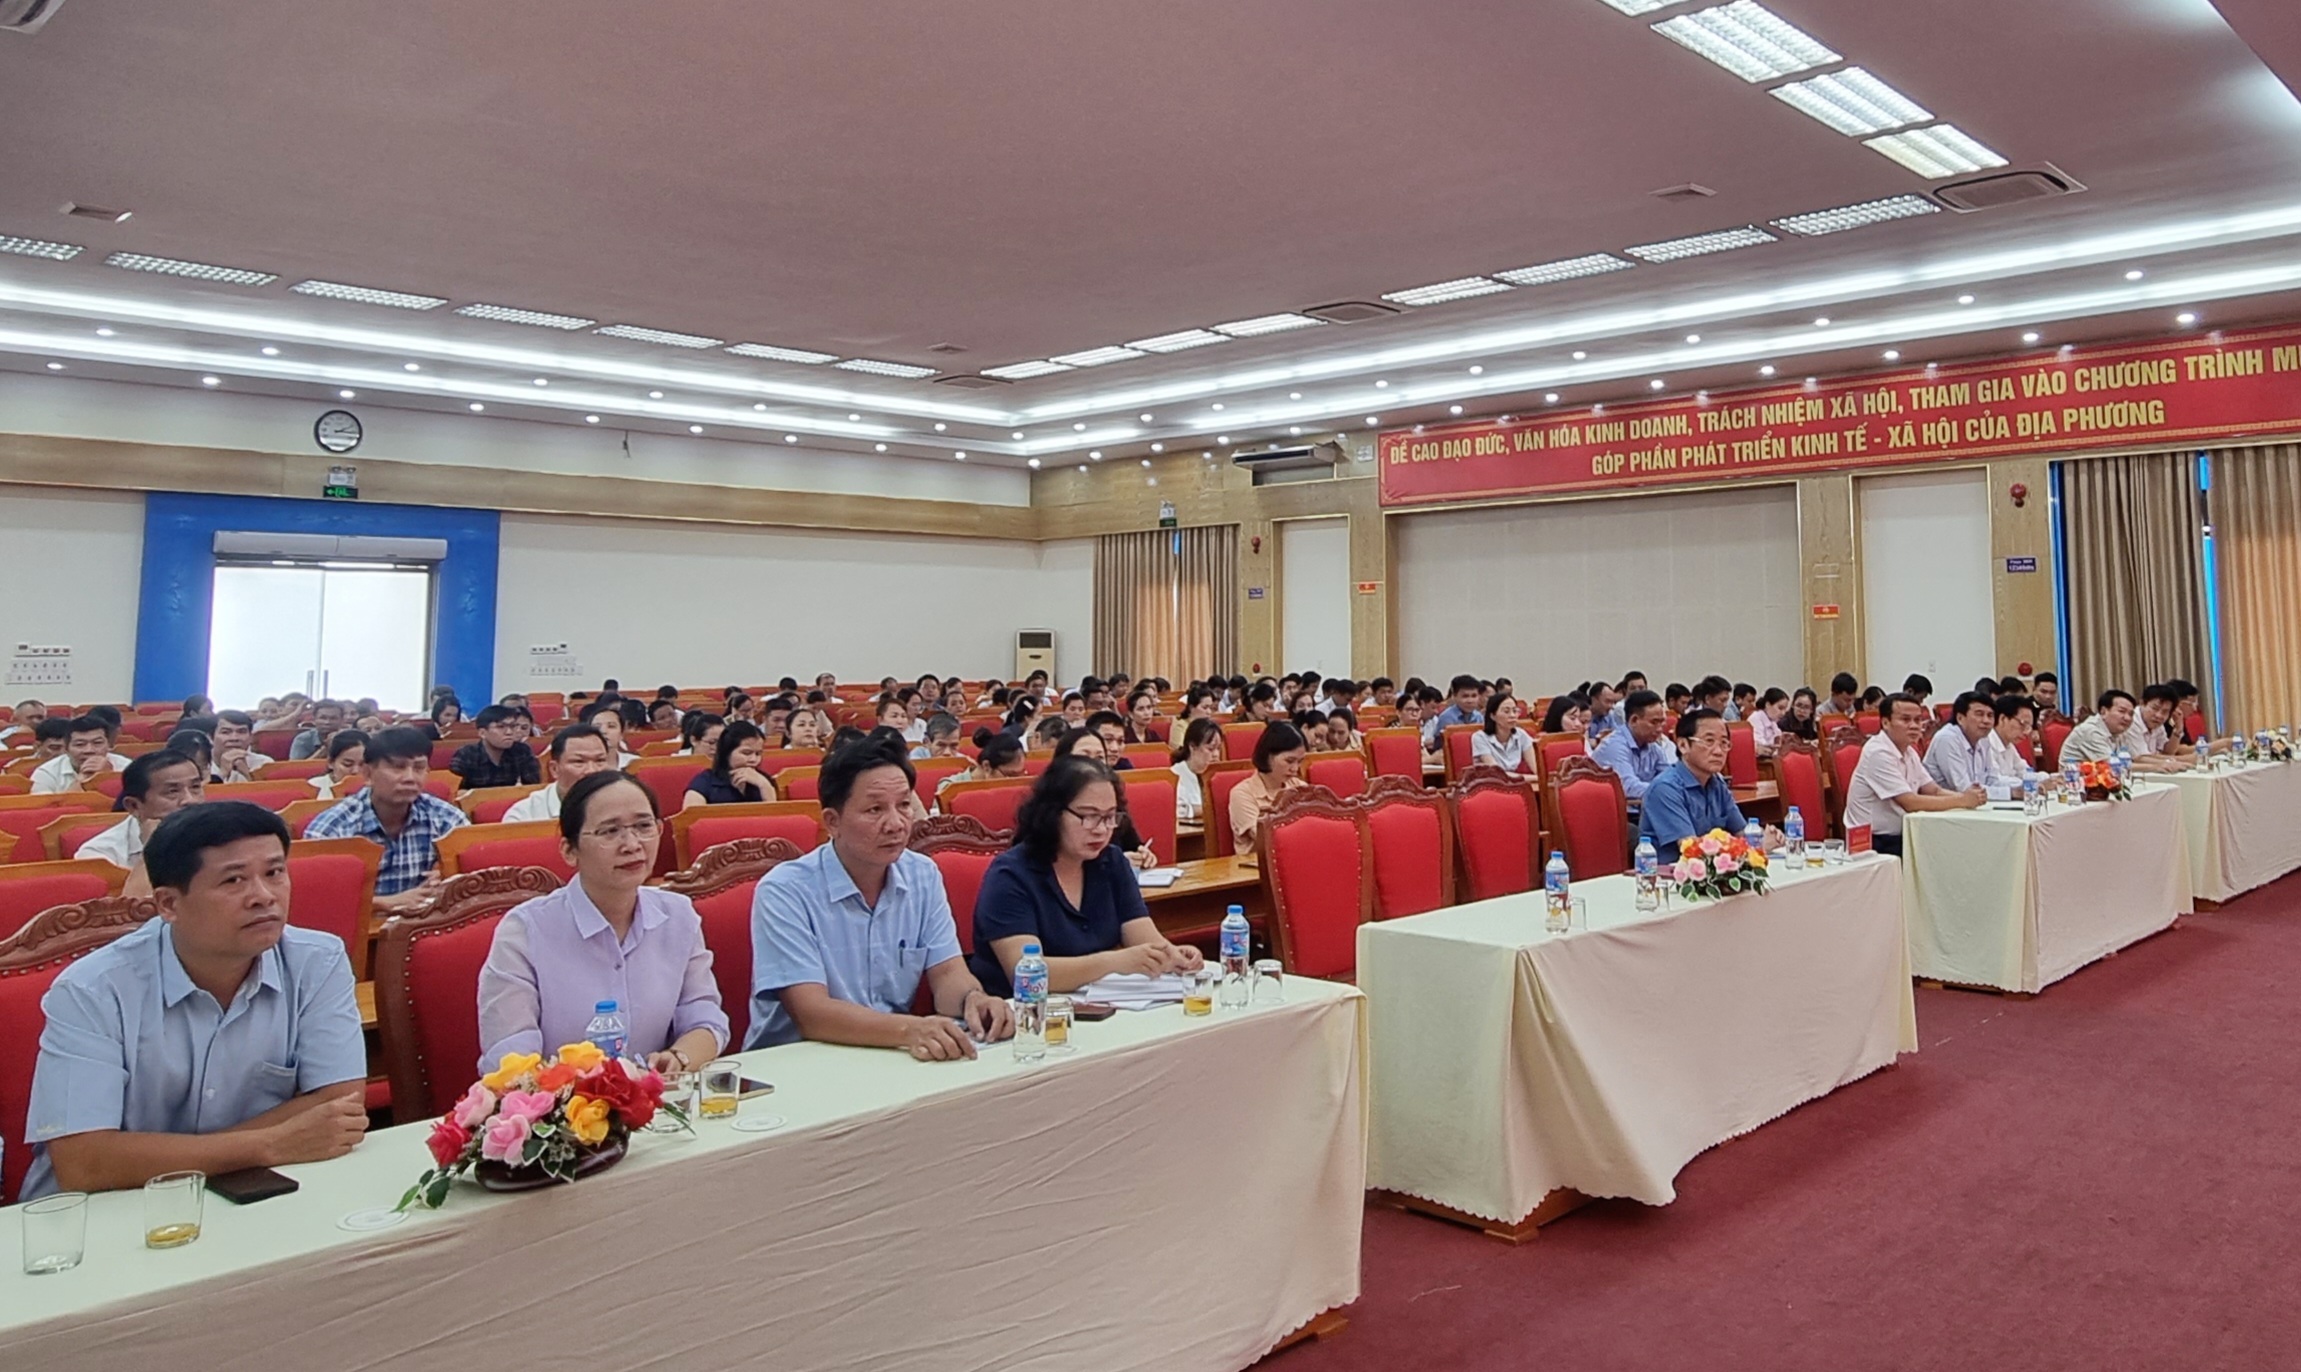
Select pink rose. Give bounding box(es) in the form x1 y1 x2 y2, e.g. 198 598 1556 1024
497 1089 557 1124
1673 859 1706 883
452 1082 497 1130
1715 855 1740 874
481 1112 532 1163
1698 837 1724 857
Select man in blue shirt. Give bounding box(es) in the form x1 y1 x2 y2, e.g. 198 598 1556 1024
1422 674 1486 749
21 802 369 1200
749 734 1013 1059
1640 709 1781 854
1590 690 1679 803
305 725 469 910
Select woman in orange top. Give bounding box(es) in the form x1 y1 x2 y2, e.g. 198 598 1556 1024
1228 720 1308 857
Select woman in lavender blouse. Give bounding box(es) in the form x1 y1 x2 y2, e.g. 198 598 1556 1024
476 770 729 1075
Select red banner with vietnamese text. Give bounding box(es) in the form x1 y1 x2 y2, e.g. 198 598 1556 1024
1378 323 2301 506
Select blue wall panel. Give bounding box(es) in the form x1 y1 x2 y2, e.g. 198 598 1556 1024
136 493 498 706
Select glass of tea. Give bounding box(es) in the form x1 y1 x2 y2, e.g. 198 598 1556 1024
1182 968 1216 1017
699 1059 744 1120
1044 995 1076 1053
145 1170 204 1249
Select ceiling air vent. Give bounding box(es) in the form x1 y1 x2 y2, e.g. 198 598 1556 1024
0 0 66 32
63 202 131 223
1302 301 1400 325
927 342 967 354
1649 183 1718 202
934 374 1008 389
1934 165 2086 213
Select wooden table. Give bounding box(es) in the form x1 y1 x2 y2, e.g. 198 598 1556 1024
1733 780 1782 823
1174 818 1206 862
1143 853 1266 940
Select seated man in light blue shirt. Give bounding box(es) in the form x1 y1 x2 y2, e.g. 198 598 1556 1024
1422 673 1487 749
749 734 1014 1060
1923 691 1997 791
20 801 369 1200
1639 710 1780 854
1590 690 1679 804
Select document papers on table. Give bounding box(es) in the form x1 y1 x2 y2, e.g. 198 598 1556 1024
1074 972 1193 1010
1134 867 1184 888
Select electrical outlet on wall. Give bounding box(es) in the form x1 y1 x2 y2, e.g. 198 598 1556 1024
7 644 73 688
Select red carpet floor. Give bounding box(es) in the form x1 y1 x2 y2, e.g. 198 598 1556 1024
1286 875 2301 1372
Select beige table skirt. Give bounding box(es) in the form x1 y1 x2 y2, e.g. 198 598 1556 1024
1359 857 1915 1221
2162 761 2301 903
0 984 1367 1372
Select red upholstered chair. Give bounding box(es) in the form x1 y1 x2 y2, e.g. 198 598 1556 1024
0 787 112 860
662 837 808 1052
1724 722 1759 788
1545 757 1630 881
428 739 462 771
1361 775 1453 920
278 798 339 838
87 772 125 801
206 780 321 812
2041 718 2074 771
2182 710 2208 745
755 748 826 781
1301 750 1370 801
778 766 821 801
457 785 543 824
1769 739 1828 843
942 777 1032 838
1143 717 1172 743
285 837 383 979
908 815 1009 956
39 811 121 861
1449 767 1543 902
434 821 576 881
1118 742 1172 771
911 756 973 806
0 895 159 1202
669 800 823 868
1934 702 1954 724
627 757 705 815
1365 727 1424 781
0 860 131 940
1119 771 1178 868
374 866 563 1124
1203 761 1258 858
1535 731 1587 777
1441 724 1481 783
253 727 298 760
1827 727 1868 837
1221 721 1266 762
254 758 331 781
1854 713 1883 735
1257 789 1371 980
1021 753 1054 776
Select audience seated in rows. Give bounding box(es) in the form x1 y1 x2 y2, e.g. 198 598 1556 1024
304 726 470 910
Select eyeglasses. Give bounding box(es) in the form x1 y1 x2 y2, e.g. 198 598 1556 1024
1064 808 1122 831
581 819 661 845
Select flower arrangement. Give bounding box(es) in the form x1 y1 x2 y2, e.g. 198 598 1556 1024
399 1042 681 1211
2243 733 2294 764
1669 828 1769 900
2076 759 2132 801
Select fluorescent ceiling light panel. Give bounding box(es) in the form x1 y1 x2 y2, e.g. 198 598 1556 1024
982 360 1075 380
595 323 724 348
1624 226 1779 262
0 236 83 261
835 358 939 378
1652 2 1839 83
1773 195 1942 236
1768 68 1932 136
289 280 448 310
1863 125 2010 178
1381 277 1514 306
455 303 598 330
1048 345 1147 367
1127 329 1232 353
104 252 276 286
1594 0 1672 12
1211 313 1324 338
1493 253 1634 286
725 342 838 364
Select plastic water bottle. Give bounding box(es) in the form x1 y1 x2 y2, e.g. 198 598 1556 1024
2110 748 2131 787
2021 770 2043 817
2195 740 2210 770
1218 906 1251 1009
1783 807 1806 869
1743 819 1764 855
1544 851 1571 933
1633 837 1660 912
2062 758 2083 803
584 1000 628 1062
1012 942 1048 1062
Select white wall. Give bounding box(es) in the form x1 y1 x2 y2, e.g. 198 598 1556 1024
0 372 1029 508
1395 484 1804 691
1280 517 1353 678
495 513 1093 688
0 484 146 702
1860 468 1996 693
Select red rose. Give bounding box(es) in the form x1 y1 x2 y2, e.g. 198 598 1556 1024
575 1063 655 1130
426 1116 473 1168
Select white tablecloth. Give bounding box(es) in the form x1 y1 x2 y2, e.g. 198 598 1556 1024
2160 761 2301 903
0 983 1366 1372
1903 785 2191 993
1358 857 1914 1221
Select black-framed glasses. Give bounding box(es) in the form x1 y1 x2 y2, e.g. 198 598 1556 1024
1064 807 1122 831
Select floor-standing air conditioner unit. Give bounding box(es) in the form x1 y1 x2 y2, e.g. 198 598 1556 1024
1016 630 1054 682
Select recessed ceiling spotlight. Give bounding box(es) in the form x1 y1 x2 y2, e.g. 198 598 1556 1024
982 360 1074 380
1072 421 1089 431
2124 269 2145 281
1813 317 1831 327
1210 402 1226 411
596 324 724 349
1365 416 1381 426
1125 329 1230 354
1150 442 1164 452
105 252 275 285
2022 331 2041 344
1863 125 2008 178
1626 226 1778 262
725 342 837 364
648 390 664 399
1027 458 1042 469
955 451 968 460
784 434 799 443
585 414 600 424
457 303 598 330
532 378 549 386
1048 346 1145 368
754 402 768 412
1773 195 1941 237
290 280 448 310
1011 430 1026 439
2058 344 2075 355
1287 392 1302 400
1140 458 1152 468
1138 412 1154 422
0 234 83 261
201 375 220 386
1494 253 1634 286
338 389 355 399
836 358 939 378
1217 434 1230 444
45 361 63 370
1089 450 1103 460
848 413 862 421
1760 364 1776 376
691 424 706 434
1649 379 1667 390
1884 349 1901 361
1374 380 1389 388
1381 277 1512 307
403 362 421 372
1768 68 1931 136
1685 334 1702 344
261 346 280 356
469 402 485 412
1448 405 1463 416
1290 426 1303 435
933 421 947 431
94 327 114 337
1572 350 1589 360
1651 2 1839 83
1500 415 1514 424
1957 294 1977 305
1545 392 1561 403
2177 311 2198 325
875 442 888 451
1210 313 1324 338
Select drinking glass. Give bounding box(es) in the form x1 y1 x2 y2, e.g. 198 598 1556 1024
699 1059 744 1121
1182 968 1216 1017
22 1192 86 1274
1044 995 1076 1053
144 1170 204 1249
1822 838 1848 866
650 1071 700 1131
1570 897 1588 932
1251 958 1285 1005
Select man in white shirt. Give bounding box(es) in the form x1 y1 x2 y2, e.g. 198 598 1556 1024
2062 689 2190 772
30 715 131 794
0 698 45 745
1979 694 2035 784
502 725 616 824
1923 692 1998 791
78 748 208 893
208 710 276 784
1844 694 1985 856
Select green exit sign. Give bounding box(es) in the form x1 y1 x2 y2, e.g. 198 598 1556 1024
323 465 359 500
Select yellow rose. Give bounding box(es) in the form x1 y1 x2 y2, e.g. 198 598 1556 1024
565 1094 612 1147
554 1041 606 1072
480 1053 543 1093
1747 848 1769 868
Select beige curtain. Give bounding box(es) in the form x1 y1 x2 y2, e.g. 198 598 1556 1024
2212 442 2301 733
1093 526 1238 680
2060 451 2212 715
